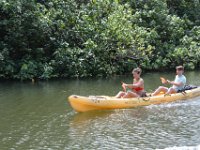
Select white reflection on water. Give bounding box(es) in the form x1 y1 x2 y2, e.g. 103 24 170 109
157 145 200 150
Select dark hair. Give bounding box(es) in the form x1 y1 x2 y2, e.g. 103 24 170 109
176 65 184 71
132 67 142 75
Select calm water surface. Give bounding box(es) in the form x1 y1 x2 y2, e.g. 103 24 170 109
1 71 200 150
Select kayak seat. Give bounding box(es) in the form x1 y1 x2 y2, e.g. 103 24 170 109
178 85 198 93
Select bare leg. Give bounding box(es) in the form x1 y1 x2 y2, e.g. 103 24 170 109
165 87 177 95
115 91 126 98
123 91 139 98
152 86 168 96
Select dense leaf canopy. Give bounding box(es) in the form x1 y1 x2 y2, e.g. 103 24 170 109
0 0 200 80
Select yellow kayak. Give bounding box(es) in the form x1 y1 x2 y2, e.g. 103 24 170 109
68 87 200 112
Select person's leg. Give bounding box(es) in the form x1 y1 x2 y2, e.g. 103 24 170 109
165 87 177 95
152 86 168 96
123 91 139 98
115 91 126 98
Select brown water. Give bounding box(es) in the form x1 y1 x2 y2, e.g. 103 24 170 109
1 71 200 150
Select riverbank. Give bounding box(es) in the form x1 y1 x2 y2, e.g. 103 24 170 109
1 1 200 80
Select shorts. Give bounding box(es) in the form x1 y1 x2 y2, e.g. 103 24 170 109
127 90 147 97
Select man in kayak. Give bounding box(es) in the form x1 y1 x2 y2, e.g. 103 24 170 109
115 68 146 98
152 65 186 96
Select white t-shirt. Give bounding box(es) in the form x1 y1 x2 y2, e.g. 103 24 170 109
172 75 186 91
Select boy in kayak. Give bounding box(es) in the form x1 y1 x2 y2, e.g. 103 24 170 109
152 65 186 96
115 68 146 98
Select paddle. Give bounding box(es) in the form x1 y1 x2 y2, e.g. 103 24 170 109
160 77 168 84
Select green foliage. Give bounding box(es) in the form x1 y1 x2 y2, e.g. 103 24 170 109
170 26 200 69
0 0 200 80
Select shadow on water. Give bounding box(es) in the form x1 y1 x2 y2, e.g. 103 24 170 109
69 105 154 126
70 111 113 125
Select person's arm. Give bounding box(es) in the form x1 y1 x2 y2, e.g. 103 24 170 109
167 80 183 86
123 79 144 88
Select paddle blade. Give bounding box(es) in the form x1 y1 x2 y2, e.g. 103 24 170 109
160 77 167 84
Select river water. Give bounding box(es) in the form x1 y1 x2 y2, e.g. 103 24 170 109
1 71 200 150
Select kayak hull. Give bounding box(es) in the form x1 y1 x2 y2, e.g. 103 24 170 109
68 87 200 112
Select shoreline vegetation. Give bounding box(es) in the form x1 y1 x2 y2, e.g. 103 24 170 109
0 0 200 80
